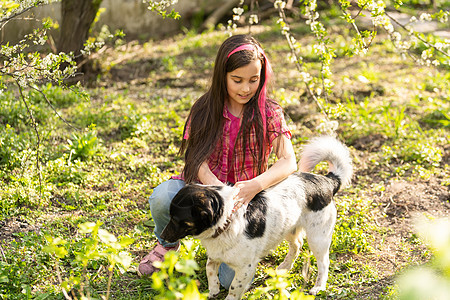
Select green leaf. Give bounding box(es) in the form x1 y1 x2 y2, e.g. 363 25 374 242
182 280 203 299
175 258 199 276
98 229 117 244
78 221 102 234
151 272 164 289
114 252 133 270
78 222 97 233
119 236 135 248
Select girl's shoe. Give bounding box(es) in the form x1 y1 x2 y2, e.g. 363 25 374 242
137 241 180 276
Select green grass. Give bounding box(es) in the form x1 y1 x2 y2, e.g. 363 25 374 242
1 20 449 299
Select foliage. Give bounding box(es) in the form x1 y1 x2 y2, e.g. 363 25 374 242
144 0 180 19
396 218 450 300
247 268 314 300
65 124 99 161
43 221 134 299
150 240 206 299
0 231 51 299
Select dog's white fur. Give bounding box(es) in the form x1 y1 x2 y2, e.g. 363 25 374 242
190 136 353 299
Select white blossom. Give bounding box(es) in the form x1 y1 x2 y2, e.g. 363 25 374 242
421 49 431 60
249 14 259 25
437 12 448 23
287 53 296 63
434 42 444 51
299 72 312 82
274 0 286 9
233 7 244 15
431 60 440 66
419 13 432 22
323 78 334 88
313 44 325 54
316 119 339 135
392 32 402 42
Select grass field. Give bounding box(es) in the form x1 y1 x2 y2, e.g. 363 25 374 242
1 19 449 299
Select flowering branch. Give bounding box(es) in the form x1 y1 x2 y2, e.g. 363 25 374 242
143 0 180 19
0 2 41 24
275 0 331 122
385 11 450 60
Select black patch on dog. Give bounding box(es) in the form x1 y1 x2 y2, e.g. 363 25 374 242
301 172 341 212
244 192 267 239
326 172 341 194
161 185 224 242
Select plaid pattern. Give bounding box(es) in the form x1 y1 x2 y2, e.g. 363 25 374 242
175 102 291 184
209 102 291 184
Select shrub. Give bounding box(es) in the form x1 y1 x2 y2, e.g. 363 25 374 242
65 125 99 161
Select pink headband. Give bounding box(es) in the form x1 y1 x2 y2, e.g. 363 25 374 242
227 44 262 58
227 43 273 140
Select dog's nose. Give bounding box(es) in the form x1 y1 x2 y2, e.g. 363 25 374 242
160 225 178 243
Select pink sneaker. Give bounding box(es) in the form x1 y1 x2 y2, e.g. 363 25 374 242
138 241 180 276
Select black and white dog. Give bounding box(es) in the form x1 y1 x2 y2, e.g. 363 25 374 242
161 136 353 299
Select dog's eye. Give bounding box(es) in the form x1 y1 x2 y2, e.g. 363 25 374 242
182 221 195 229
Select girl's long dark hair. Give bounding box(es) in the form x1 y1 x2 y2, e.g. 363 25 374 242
179 34 272 184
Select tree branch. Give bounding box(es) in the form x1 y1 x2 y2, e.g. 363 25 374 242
276 5 330 122
16 79 43 204
29 85 80 131
202 0 241 30
385 11 450 59
0 1 44 25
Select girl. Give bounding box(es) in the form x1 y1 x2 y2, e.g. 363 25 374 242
138 34 297 288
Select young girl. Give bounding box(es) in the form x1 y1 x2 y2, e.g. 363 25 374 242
138 34 297 288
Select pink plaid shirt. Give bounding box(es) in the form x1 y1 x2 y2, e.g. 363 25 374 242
175 102 291 184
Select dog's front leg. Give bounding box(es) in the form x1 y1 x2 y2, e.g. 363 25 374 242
225 263 256 300
206 258 221 298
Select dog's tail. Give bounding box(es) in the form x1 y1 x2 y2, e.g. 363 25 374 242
298 136 353 189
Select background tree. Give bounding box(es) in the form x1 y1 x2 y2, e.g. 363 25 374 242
57 0 102 72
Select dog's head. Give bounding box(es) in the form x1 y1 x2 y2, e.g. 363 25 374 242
160 185 224 243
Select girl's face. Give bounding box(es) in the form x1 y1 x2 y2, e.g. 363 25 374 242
226 58 262 116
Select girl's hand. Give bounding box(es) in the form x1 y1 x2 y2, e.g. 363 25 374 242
232 179 263 209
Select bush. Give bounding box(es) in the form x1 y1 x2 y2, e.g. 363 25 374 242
65 125 100 161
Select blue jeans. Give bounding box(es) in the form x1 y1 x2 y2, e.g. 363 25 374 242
149 179 235 289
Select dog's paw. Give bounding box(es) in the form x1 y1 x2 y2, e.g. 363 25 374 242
309 286 325 295
208 288 220 299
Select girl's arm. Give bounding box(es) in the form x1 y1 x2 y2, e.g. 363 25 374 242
198 161 224 186
233 134 297 206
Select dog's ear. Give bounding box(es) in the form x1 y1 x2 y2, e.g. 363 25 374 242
192 202 214 226
189 187 224 232
198 189 223 226
200 209 213 224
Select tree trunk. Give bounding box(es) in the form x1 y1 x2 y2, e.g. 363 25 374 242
57 0 102 76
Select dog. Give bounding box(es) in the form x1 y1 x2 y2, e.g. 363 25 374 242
160 136 353 299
